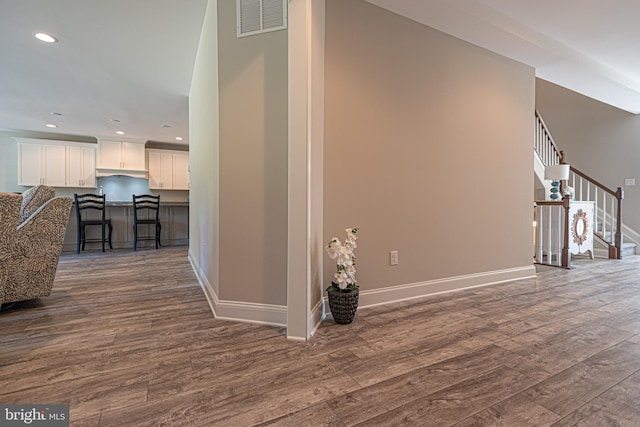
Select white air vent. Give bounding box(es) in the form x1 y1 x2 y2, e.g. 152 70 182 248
237 0 287 38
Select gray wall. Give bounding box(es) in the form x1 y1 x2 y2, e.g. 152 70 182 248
189 0 220 297
188 0 287 307
216 0 288 305
536 78 640 235
323 0 535 290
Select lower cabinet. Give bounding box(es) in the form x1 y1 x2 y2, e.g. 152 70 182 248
62 205 188 252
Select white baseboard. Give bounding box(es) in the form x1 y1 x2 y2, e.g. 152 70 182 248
188 249 216 314
322 265 537 310
215 300 287 328
190 252 536 336
188 250 287 328
309 298 325 337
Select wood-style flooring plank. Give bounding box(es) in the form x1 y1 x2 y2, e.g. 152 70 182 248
524 339 640 416
552 370 640 426
453 393 560 426
352 366 537 426
2 248 640 425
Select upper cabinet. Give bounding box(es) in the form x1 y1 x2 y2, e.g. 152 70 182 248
16 138 96 188
96 139 146 178
172 152 189 190
147 149 189 190
66 145 96 188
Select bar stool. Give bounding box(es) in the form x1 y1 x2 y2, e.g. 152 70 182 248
74 193 113 253
132 194 161 250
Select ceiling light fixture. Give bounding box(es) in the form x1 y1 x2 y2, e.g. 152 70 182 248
175 137 183 141
34 32 58 43
116 131 125 135
161 124 171 128
46 124 57 128
110 118 120 123
50 112 63 116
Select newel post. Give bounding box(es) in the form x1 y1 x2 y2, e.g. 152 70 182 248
613 187 624 260
561 196 571 269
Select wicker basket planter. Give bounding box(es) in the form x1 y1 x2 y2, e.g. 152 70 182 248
327 288 359 324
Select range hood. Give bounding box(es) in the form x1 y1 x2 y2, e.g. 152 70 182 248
95 167 148 179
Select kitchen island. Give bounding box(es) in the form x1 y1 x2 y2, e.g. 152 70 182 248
62 201 188 252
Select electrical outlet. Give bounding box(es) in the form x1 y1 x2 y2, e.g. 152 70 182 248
390 250 399 266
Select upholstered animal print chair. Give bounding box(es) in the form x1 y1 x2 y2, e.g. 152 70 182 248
0 187 72 308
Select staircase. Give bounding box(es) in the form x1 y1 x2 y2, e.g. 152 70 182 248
534 111 637 263
600 229 637 258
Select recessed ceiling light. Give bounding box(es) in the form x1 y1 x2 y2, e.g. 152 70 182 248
34 32 58 43
110 118 120 123
50 112 63 116
175 137 183 141
46 124 57 128
116 131 125 135
161 124 171 128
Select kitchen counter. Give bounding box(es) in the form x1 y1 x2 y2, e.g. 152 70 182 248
63 202 189 252
105 201 189 207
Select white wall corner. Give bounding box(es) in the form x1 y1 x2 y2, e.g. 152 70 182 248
287 0 325 342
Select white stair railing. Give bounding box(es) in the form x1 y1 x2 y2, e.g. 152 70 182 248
534 111 624 259
535 111 562 166
535 199 570 268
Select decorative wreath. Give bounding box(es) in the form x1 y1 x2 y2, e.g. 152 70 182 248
571 209 589 246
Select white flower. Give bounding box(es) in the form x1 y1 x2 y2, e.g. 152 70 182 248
325 227 359 291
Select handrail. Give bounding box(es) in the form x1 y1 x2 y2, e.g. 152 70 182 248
535 201 566 206
568 165 621 198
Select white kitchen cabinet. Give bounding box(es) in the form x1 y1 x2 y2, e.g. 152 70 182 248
147 149 189 190
17 140 67 187
16 138 98 188
172 153 189 190
97 140 146 176
148 151 172 189
66 145 96 188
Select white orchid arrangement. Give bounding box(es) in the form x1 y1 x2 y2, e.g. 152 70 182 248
325 227 359 292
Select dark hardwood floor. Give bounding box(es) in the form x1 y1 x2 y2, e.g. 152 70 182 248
2 248 640 426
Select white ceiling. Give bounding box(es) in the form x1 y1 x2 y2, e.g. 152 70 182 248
368 0 640 113
0 0 207 145
1 1 639 147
